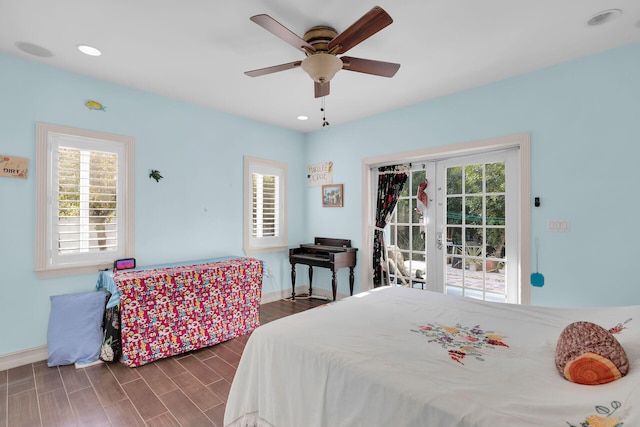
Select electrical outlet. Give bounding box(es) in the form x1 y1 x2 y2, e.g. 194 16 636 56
267 268 273 277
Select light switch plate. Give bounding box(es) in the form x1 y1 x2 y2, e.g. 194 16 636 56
547 219 570 232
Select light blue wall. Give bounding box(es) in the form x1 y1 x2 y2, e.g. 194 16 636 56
305 42 640 307
0 54 307 355
2 42 639 357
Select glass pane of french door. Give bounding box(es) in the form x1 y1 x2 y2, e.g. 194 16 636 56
440 153 512 303
387 167 427 288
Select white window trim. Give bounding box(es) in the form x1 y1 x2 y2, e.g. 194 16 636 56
360 132 531 304
243 156 288 255
35 122 135 278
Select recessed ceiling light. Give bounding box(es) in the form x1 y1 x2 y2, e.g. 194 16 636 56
297 115 309 121
77 44 102 56
587 9 622 26
15 41 52 58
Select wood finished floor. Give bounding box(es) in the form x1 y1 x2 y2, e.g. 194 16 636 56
1 297 325 427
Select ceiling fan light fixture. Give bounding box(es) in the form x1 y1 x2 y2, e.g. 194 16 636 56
301 53 342 83
246 7 397 98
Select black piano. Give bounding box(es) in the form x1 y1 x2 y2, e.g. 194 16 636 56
289 237 358 301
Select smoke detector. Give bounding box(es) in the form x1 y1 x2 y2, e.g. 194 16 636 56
587 9 622 26
15 41 52 58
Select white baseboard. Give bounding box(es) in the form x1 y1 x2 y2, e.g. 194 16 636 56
260 286 304 303
261 286 346 304
0 345 48 371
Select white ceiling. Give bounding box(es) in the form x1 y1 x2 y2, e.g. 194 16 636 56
2 1 639 133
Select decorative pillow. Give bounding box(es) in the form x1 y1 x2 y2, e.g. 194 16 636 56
47 290 108 367
555 321 629 385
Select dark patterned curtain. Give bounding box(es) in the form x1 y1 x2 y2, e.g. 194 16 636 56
373 164 409 287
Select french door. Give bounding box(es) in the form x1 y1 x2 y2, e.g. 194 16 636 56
387 149 520 303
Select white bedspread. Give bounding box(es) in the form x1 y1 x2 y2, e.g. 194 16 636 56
225 286 640 427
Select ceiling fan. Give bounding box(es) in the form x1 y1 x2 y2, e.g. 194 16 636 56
245 6 400 98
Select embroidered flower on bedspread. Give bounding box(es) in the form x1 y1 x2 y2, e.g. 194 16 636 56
412 322 509 365
567 400 626 427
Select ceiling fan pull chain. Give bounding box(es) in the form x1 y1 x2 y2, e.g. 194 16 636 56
321 97 330 129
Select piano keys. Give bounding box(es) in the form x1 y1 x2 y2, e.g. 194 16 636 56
289 237 358 301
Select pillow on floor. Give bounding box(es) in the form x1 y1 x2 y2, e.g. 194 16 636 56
47 290 108 367
555 321 629 385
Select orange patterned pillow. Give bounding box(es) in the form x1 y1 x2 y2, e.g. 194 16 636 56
555 321 628 385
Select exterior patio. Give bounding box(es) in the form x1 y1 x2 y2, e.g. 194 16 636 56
394 260 508 303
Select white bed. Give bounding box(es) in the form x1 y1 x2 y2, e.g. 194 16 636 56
224 286 639 427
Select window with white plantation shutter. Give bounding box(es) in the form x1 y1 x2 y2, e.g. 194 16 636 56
55 147 118 256
244 156 287 254
35 123 135 278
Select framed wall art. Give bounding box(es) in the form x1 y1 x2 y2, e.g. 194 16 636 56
322 184 343 207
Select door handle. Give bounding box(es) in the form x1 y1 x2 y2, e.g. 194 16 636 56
437 232 444 250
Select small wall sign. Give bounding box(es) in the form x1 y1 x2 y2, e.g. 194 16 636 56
0 155 29 179
307 161 333 187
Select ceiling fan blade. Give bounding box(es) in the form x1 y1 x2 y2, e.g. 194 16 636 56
250 14 316 52
341 56 400 77
245 61 302 77
328 6 393 55
315 81 330 98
